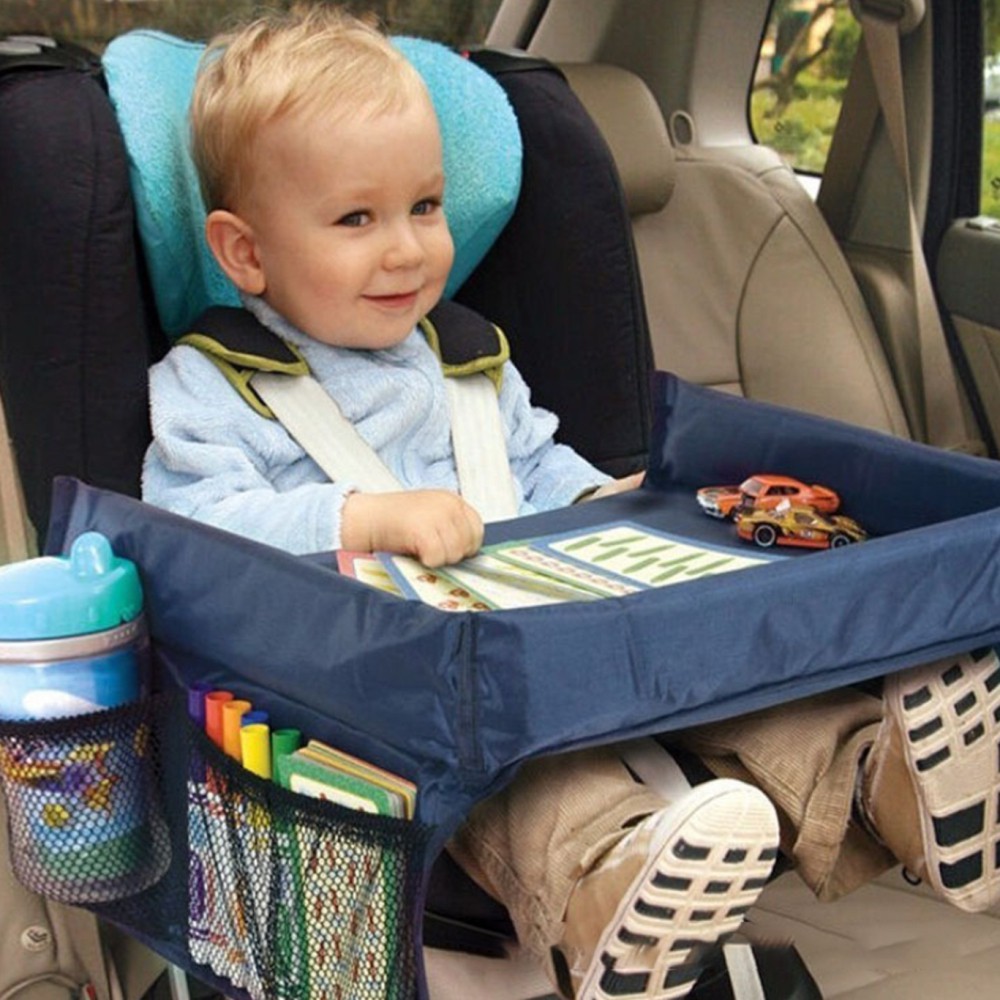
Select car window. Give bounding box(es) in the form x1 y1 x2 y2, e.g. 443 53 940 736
985 0 1000 217
750 0 860 176
0 0 503 51
755 0 1000 211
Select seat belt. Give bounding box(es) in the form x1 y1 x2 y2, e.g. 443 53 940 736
251 368 519 523
816 2 978 452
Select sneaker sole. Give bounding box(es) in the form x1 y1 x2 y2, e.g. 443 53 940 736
885 648 1000 911
576 779 779 1000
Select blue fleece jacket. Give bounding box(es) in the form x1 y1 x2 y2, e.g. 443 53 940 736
142 297 609 555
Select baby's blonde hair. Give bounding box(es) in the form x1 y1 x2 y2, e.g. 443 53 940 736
191 5 429 211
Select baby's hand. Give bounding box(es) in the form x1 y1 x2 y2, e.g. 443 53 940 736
341 490 484 567
586 471 646 501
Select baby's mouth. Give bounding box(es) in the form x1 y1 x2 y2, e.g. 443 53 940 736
365 290 420 310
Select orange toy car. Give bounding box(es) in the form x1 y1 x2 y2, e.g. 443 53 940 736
696 474 840 519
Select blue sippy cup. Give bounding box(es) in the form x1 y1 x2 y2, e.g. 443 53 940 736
0 532 164 902
0 532 146 719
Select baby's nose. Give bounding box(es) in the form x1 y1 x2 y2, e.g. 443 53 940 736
385 221 424 268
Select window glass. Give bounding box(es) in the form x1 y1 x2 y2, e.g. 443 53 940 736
984 1 1000 216
750 0 859 175
0 0 503 52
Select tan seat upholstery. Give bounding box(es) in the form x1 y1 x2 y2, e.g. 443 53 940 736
561 63 911 439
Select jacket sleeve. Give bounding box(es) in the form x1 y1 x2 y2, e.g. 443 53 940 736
142 345 354 555
498 361 611 512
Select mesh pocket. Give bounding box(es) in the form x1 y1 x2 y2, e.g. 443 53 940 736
0 696 171 904
0 690 431 999
185 718 429 1000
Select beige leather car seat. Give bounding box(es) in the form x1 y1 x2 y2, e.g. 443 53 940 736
560 62 912 439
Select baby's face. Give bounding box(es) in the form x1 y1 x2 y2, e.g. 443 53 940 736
240 93 454 349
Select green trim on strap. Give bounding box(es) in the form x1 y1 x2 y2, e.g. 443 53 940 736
419 315 509 391
180 306 508 422
178 331 310 420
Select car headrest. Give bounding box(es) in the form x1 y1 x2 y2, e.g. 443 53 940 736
102 30 522 337
559 63 675 217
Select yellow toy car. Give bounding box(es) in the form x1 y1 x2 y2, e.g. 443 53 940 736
736 503 867 550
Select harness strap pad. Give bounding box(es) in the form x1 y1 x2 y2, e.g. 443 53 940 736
181 302 509 418
178 306 309 419
420 300 509 390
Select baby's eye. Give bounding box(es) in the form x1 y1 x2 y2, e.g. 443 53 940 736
412 198 442 217
337 210 370 227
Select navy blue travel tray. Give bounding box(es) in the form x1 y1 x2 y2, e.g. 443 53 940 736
47 370 1000 836
42 371 1000 997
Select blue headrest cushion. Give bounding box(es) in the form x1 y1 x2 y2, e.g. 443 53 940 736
102 30 521 337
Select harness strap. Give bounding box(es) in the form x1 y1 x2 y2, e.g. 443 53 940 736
252 371 404 494
181 304 520 522
424 302 519 520
444 373 519 523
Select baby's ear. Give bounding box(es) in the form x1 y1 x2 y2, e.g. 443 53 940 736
204 210 266 295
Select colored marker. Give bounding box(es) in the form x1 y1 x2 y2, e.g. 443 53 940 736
271 728 302 787
240 723 272 780
222 699 252 761
187 681 212 726
204 690 234 748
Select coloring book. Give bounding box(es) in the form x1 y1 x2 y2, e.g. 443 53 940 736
351 521 775 611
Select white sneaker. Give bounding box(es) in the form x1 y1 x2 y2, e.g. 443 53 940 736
865 648 1000 911
551 779 780 1000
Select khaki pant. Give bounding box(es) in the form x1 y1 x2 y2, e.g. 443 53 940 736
448 685 895 960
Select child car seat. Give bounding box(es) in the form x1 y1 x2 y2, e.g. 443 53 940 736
0 37 169 1000
0 45 649 554
0 39 163 550
0 28 658 1000
456 50 653 480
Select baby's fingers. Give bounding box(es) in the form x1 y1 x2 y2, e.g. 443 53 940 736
414 499 483 567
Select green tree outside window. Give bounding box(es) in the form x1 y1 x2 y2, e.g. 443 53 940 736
983 0 1000 216
750 0 858 175
753 0 1000 216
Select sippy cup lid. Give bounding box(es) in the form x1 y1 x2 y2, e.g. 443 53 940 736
0 532 143 639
